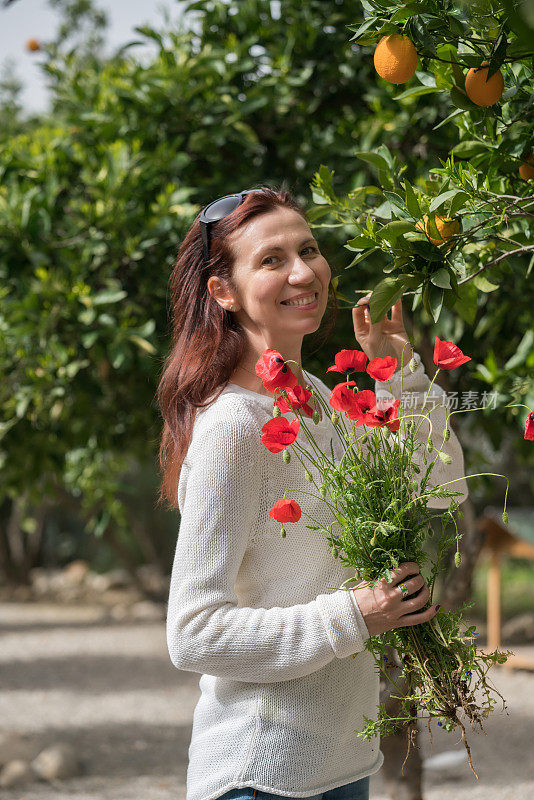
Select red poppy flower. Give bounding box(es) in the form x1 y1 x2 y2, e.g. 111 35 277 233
351 390 379 425
525 410 534 441
433 337 471 370
366 398 401 431
329 381 360 417
261 416 300 453
270 498 302 523
366 356 397 382
275 384 315 418
255 348 299 392
327 349 368 374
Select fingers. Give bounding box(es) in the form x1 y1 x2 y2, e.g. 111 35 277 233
389 562 420 584
397 602 439 628
355 294 371 308
397 573 425 597
399 583 430 611
352 296 371 333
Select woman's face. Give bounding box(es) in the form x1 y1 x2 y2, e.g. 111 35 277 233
216 207 331 358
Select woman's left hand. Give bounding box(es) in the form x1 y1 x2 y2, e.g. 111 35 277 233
352 293 414 370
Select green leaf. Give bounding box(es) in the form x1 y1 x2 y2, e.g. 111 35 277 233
92 290 128 306
346 17 377 41
409 240 444 262
394 86 441 101
345 236 375 250
369 278 406 324
449 191 470 217
428 285 444 322
376 220 415 242
455 281 478 324
383 191 408 214
430 268 452 289
429 189 463 213
311 164 336 203
432 108 464 131
129 334 157 354
306 205 333 222
345 248 380 268
376 145 394 169
426 214 443 241
354 151 390 172
450 86 475 111
377 167 395 190
403 181 421 219
390 3 421 22
504 330 534 370
473 274 499 292
452 140 487 158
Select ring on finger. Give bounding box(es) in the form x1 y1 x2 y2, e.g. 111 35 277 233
398 582 410 600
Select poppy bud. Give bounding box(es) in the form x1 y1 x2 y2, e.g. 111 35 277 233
443 426 450 441
331 410 339 425
502 511 508 524
383 427 391 439
313 410 320 425
409 357 417 373
282 448 291 464
305 468 313 482
361 433 368 443
455 551 462 567
332 546 339 558
370 535 377 546
273 405 281 417
320 485 327 498
426 438 434 452
281 527 286 538
439 451 452 464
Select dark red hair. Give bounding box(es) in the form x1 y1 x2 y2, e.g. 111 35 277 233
156 183 338 510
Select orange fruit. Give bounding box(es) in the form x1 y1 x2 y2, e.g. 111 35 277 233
465 60 504 107
373 34 418 85
519 154 534 181
26 39 40 52
416 215 461 247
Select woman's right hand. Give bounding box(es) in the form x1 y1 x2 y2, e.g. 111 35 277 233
352 561 439 637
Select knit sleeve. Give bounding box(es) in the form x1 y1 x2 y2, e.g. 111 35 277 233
166 396 368 683
375 351 469 509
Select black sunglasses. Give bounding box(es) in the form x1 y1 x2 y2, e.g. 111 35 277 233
199 189 261 265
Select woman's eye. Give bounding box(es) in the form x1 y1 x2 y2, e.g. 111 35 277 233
263 247 317 266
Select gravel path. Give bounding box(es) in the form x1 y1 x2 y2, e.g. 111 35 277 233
1 602 533 799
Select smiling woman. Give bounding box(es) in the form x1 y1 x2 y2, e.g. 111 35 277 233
208 206 331 391
157 186 407 800
156 184 338 506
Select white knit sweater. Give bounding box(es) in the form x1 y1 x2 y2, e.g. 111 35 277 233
166 351 469 800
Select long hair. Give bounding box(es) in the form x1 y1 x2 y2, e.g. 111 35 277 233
156 183 338 510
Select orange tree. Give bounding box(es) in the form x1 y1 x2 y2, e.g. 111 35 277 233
309 0 534 501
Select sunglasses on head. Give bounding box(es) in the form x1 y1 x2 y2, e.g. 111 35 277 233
199 188 266 265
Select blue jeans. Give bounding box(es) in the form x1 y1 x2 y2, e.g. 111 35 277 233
217 776 370 800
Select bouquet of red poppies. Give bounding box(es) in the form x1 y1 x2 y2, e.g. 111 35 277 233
254 338 533 779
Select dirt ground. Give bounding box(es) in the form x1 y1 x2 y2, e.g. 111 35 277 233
1 601 533 800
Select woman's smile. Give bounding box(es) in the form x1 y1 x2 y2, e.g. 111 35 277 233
280 291 319 310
